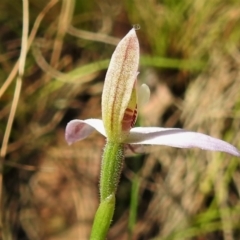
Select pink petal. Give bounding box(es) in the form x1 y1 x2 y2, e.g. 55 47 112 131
126 127 240 156
65 119 106 145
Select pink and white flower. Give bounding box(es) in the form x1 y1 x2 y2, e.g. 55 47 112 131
65 29 240 157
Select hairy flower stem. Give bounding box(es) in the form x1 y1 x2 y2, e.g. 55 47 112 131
90 142 124 239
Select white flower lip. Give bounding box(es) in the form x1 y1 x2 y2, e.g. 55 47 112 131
65 119 240 157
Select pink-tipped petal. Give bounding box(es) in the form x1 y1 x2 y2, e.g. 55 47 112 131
126 127 240 156
65 119 106 145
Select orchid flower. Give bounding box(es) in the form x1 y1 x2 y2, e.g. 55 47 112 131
65 29 240 239
65 29 240 157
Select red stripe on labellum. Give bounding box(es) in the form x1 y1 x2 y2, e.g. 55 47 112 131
132 107 138 127
122 105 138 132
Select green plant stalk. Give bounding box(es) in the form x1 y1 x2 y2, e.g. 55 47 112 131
90 142 124 239
90 194 115 240
128 176 140 239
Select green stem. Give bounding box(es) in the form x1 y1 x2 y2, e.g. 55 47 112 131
90 142 124 240
100 142 124 201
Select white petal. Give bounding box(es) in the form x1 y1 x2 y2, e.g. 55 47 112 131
65 119 106 145
126 127 240 156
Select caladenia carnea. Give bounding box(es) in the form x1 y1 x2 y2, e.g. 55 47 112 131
65 29 240 239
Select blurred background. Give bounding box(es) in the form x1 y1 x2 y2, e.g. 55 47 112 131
1 0 240 239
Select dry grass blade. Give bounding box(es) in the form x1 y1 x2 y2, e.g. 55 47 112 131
50 0 75 67
0 0 59 99
0 0 29 237
0 0 29 162
67 26 120 45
